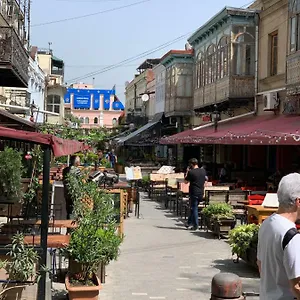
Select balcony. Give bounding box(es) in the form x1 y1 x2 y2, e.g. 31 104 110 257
0 26 28 88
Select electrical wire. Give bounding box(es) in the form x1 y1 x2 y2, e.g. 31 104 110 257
64 0 259 83
31 0 150 27
66 31 193 83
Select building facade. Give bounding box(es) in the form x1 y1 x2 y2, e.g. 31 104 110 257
153 63 166 114
38 49 65 124
64 85 124 129
250 0 288 115
160 49 194 129
0 0 29 88
189 7 258 125
125 59 159 126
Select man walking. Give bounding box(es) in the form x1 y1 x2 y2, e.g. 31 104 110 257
184 158 207 230
107 149 117 169
257 173 300 299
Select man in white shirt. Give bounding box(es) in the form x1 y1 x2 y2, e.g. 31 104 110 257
257 173 300 300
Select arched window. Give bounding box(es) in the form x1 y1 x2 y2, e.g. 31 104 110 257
79 117 84 124
94 117 98 124
85 117 89 124
217 36 229 79
112 118 117 127
195 51 204 88
290 0 300 52
233 33 255 76
206 44 216 85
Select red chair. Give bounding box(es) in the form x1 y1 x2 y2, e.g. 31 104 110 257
248 194 265 205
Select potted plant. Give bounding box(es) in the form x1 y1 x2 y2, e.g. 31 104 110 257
64 174 122 300
229 224 259 268
0 233 45 300
115 159 124 174
0 147 23 202
202 203 236 239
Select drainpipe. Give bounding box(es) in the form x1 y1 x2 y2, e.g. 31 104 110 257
254 13 260 115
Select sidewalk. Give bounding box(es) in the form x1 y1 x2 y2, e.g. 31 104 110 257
100 193 260 300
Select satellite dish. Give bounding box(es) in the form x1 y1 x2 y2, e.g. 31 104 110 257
141 94 149 102
185 42 192 50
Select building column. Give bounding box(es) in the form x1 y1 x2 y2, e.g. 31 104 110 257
100 95 104 111
109 95 114 111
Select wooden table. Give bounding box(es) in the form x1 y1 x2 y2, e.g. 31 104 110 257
245 205 277 224
0 234 70 248
9 219 77 229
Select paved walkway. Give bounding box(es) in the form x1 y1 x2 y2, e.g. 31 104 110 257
100 193 260 300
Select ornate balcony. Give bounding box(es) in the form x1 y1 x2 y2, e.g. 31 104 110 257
0 26 29 88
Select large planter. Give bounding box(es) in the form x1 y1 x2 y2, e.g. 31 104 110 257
0 282 37 300
115 164 124 174
65 273 101 300
212 217 236 239
239 246 258 269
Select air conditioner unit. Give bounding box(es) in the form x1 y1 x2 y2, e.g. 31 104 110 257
263 92 280 111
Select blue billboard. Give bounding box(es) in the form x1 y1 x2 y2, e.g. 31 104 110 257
64 88 124 110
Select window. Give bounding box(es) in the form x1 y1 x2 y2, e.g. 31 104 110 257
217 36 229 79
112 118 117 126
195 52 204 88
233 32 255 76
47 95 60 113
206 44 216 84
85 117 89 124
94 117 98 124
79 117 84 124
269 32 278 76
290 0 300 52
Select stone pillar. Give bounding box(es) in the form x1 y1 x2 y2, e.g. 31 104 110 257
100 95 104 111
109 95 114 111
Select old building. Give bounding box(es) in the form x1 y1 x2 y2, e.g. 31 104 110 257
0 0 29 88
64 84 124 129
251 0 288 115
38 49 65 124
124 59 159 126
285 0 300 114
189 7 258 125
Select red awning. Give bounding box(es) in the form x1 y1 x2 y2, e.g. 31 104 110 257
0 126 84 157
160 114 300 145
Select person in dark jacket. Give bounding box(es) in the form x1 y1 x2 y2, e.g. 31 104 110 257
184 158 207 230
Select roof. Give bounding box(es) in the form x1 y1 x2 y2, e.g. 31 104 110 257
0 109 36 131
160 114 300 145
117 115 162 145
0 126 84 157
160 49 194 67
137 59 160 71
188 7 258 45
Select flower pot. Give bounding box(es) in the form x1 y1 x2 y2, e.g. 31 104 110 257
212 217 236 239
0 282 37 300
65 273 101 300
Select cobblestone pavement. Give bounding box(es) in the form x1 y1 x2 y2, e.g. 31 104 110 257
100 193 260 300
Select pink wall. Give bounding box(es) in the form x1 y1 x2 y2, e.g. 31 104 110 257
71 109 122 128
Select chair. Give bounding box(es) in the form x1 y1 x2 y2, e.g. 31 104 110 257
228 191 248 224
165 178 177 210
149 174 166 201
177 182 189 218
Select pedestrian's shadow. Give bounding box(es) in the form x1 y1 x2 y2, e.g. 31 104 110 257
212 258 260 279
155 223 187 231
190 230 218 240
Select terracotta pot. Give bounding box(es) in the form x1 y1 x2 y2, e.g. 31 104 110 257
65 273 101 300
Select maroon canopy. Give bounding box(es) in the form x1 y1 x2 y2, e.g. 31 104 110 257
0 126 84 157
160 114 300 145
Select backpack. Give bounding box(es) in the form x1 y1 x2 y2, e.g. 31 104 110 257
282 227 299 250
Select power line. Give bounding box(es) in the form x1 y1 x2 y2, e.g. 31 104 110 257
65 0 257 83
65 64 139 68
31 0 150 27
66 31 192 83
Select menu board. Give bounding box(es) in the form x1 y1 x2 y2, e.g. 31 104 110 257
125 166 142 181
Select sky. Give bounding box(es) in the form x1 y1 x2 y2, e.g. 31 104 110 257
31 0 254 101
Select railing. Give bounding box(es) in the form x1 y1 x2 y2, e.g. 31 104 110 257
0 26 29 85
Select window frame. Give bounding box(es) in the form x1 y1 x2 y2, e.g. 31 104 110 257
269 31 278 76
217 36 229 80
46 94 60 114
289 0 300 53
206 44 216 85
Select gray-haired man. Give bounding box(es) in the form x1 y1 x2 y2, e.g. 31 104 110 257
257 173 300 300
